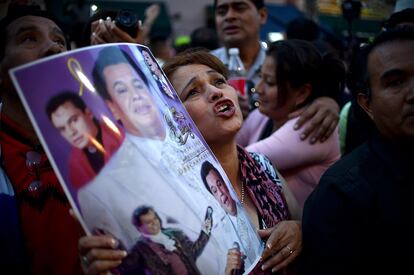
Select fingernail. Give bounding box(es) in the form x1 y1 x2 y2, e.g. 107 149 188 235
272 267 279 273
261 265 265 271
300 134 306 140
110 238 119 248
294 124 299 130
121 250 127 257
106 16 111 21
99 19 103 24
310 137 316 143
91 32 96 37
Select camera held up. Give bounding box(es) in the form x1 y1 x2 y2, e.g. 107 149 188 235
115 9 140 38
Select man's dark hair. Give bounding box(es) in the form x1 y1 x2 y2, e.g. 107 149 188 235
92 46 149 101
45 91 87 121
213 0 265 10
0 4 68 61
132 205 161 228
362 27 414 100
384 8 414 30
200 161 223 194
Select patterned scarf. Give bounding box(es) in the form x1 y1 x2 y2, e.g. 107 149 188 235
237 146 290 228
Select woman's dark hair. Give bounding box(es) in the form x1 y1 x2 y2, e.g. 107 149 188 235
163 48 228 80
92 46 149 101
267 39 345 108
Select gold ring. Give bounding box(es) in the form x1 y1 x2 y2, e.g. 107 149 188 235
286 245 294 255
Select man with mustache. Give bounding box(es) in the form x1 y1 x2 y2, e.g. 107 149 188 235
300 27 414 274
212 0 341 144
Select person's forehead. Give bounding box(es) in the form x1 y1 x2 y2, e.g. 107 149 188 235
106 62 129 69
207 169 221 183
51 101 81 119
142 210 156 219
7 15 61 36
216 0 255 8
104 62 134 76
63 100 80 108
369 40 414 78
179 63 215 76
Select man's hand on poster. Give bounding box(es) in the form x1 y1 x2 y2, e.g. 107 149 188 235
258 220 302 273
225 242 245 275
292 97 339 144
78 231 127 275
202 206 213 235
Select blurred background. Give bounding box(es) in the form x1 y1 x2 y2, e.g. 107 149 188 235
0 0 405 56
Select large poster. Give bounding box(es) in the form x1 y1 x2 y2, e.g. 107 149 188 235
10 43 263 274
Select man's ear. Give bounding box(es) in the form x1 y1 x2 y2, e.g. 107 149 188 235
106 100 121 120
259 7 268 25
295 83 312 107
357 92 373 120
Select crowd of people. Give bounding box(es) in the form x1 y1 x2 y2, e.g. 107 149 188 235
1 0 413 275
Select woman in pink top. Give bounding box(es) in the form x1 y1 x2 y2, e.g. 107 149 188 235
237 40 344 208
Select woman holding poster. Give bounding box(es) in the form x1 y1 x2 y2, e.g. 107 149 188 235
79 50 302 275
11 43 261 275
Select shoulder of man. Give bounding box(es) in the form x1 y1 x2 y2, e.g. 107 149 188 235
315 142 381 207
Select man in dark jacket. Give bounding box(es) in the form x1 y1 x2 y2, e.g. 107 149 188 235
300 27 414 275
